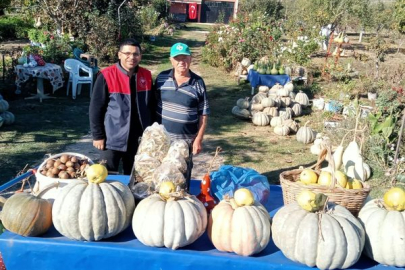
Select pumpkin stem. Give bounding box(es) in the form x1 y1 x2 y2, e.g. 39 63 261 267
32 182 59 198
229 198 239 210
304 120 310 127
163 189 189 201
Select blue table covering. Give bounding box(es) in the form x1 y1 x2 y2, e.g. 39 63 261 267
247 69 291 88
0 176 393 270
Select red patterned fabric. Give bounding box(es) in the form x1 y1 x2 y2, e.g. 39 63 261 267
189 3 197 19
0 253 6 270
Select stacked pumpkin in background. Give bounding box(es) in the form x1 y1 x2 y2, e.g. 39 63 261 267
231 82 312 138
0 95 15 128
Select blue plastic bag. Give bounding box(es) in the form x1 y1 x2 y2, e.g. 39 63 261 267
210 165 271 211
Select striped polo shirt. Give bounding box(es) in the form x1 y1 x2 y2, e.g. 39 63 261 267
155 69 210 142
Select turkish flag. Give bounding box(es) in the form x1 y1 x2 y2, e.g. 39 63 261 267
189 3 197 20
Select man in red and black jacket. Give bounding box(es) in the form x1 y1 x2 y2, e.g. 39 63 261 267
89 38 154 175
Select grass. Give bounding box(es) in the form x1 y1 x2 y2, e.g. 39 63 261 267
0 89 91 184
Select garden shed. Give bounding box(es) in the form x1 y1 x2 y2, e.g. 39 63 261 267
169 0 238 23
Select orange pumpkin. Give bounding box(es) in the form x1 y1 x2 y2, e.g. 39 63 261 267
207 190 271 256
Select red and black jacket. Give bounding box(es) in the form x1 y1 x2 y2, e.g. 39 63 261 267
89 63 154 152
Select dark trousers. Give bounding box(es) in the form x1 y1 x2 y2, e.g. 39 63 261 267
100 146 138 175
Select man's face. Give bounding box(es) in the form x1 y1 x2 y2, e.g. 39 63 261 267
118 45 142 72
170 54 191 74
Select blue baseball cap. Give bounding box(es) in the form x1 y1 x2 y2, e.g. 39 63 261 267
170 43 191 57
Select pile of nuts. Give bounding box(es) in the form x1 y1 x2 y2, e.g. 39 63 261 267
39 154 91 179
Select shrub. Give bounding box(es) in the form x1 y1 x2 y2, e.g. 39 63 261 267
0 16 32 41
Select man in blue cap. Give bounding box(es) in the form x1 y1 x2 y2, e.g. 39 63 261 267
154 42 210 185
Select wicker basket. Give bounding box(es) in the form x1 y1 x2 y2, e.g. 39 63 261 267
280 148 371 216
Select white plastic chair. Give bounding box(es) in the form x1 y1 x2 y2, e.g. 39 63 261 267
64 59 94 99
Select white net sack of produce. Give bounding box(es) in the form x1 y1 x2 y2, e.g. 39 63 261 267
152 163 186 191
162 154 187 174
133 153 161 183
137 122 171 162
167 140 190 159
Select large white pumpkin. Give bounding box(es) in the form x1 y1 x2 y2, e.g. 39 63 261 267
52 180 135 241
272 202 365 270
358 199 405 267
132 193 207 250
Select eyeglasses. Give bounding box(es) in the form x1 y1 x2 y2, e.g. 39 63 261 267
120 51 141 58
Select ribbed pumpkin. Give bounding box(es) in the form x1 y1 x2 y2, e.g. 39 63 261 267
0 111 15 125
258 85 269 93
277 87 290 97
279 107 293 120
251 103 264 111
358 198 405 267
272 202 365 270
252 112 270 126
270 116 284 127
284 81 294 92
1 192 52 236
295 91 310 107
232 106 250 119
236 98 250 109
263 106 278 117
269 83 283 95
261 97 275 108
291 103 302 116
296 121 316 144
208 189 271 256
52 179 135 241
280 97 292 107
251 93 267 104
283 119 299 133
0 100 9 113
133 192 207 250
274 125 290 136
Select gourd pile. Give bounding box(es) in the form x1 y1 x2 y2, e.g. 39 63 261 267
232 82 311 137
0 95 15 128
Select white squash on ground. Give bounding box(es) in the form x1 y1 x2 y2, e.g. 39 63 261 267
296 121 316 144
133 193 207 250
279 108 293 120
358 199 405 267
52 180 135 241
274 125 290 136
272 202 365 270
232 106 250 119
252 112 270 126
283 119 299 133
236 98 250 109
270 116 284 127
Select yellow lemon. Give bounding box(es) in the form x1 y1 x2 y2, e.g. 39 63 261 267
318 171 332 186
300 169 318 185
86 164 108 184
297 190 327 212
159 181 176 199
234 188 254 206
383 187 405 211
335 171 348 188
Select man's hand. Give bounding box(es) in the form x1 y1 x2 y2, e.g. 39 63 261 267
93 139 105 150
192 138 202 155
